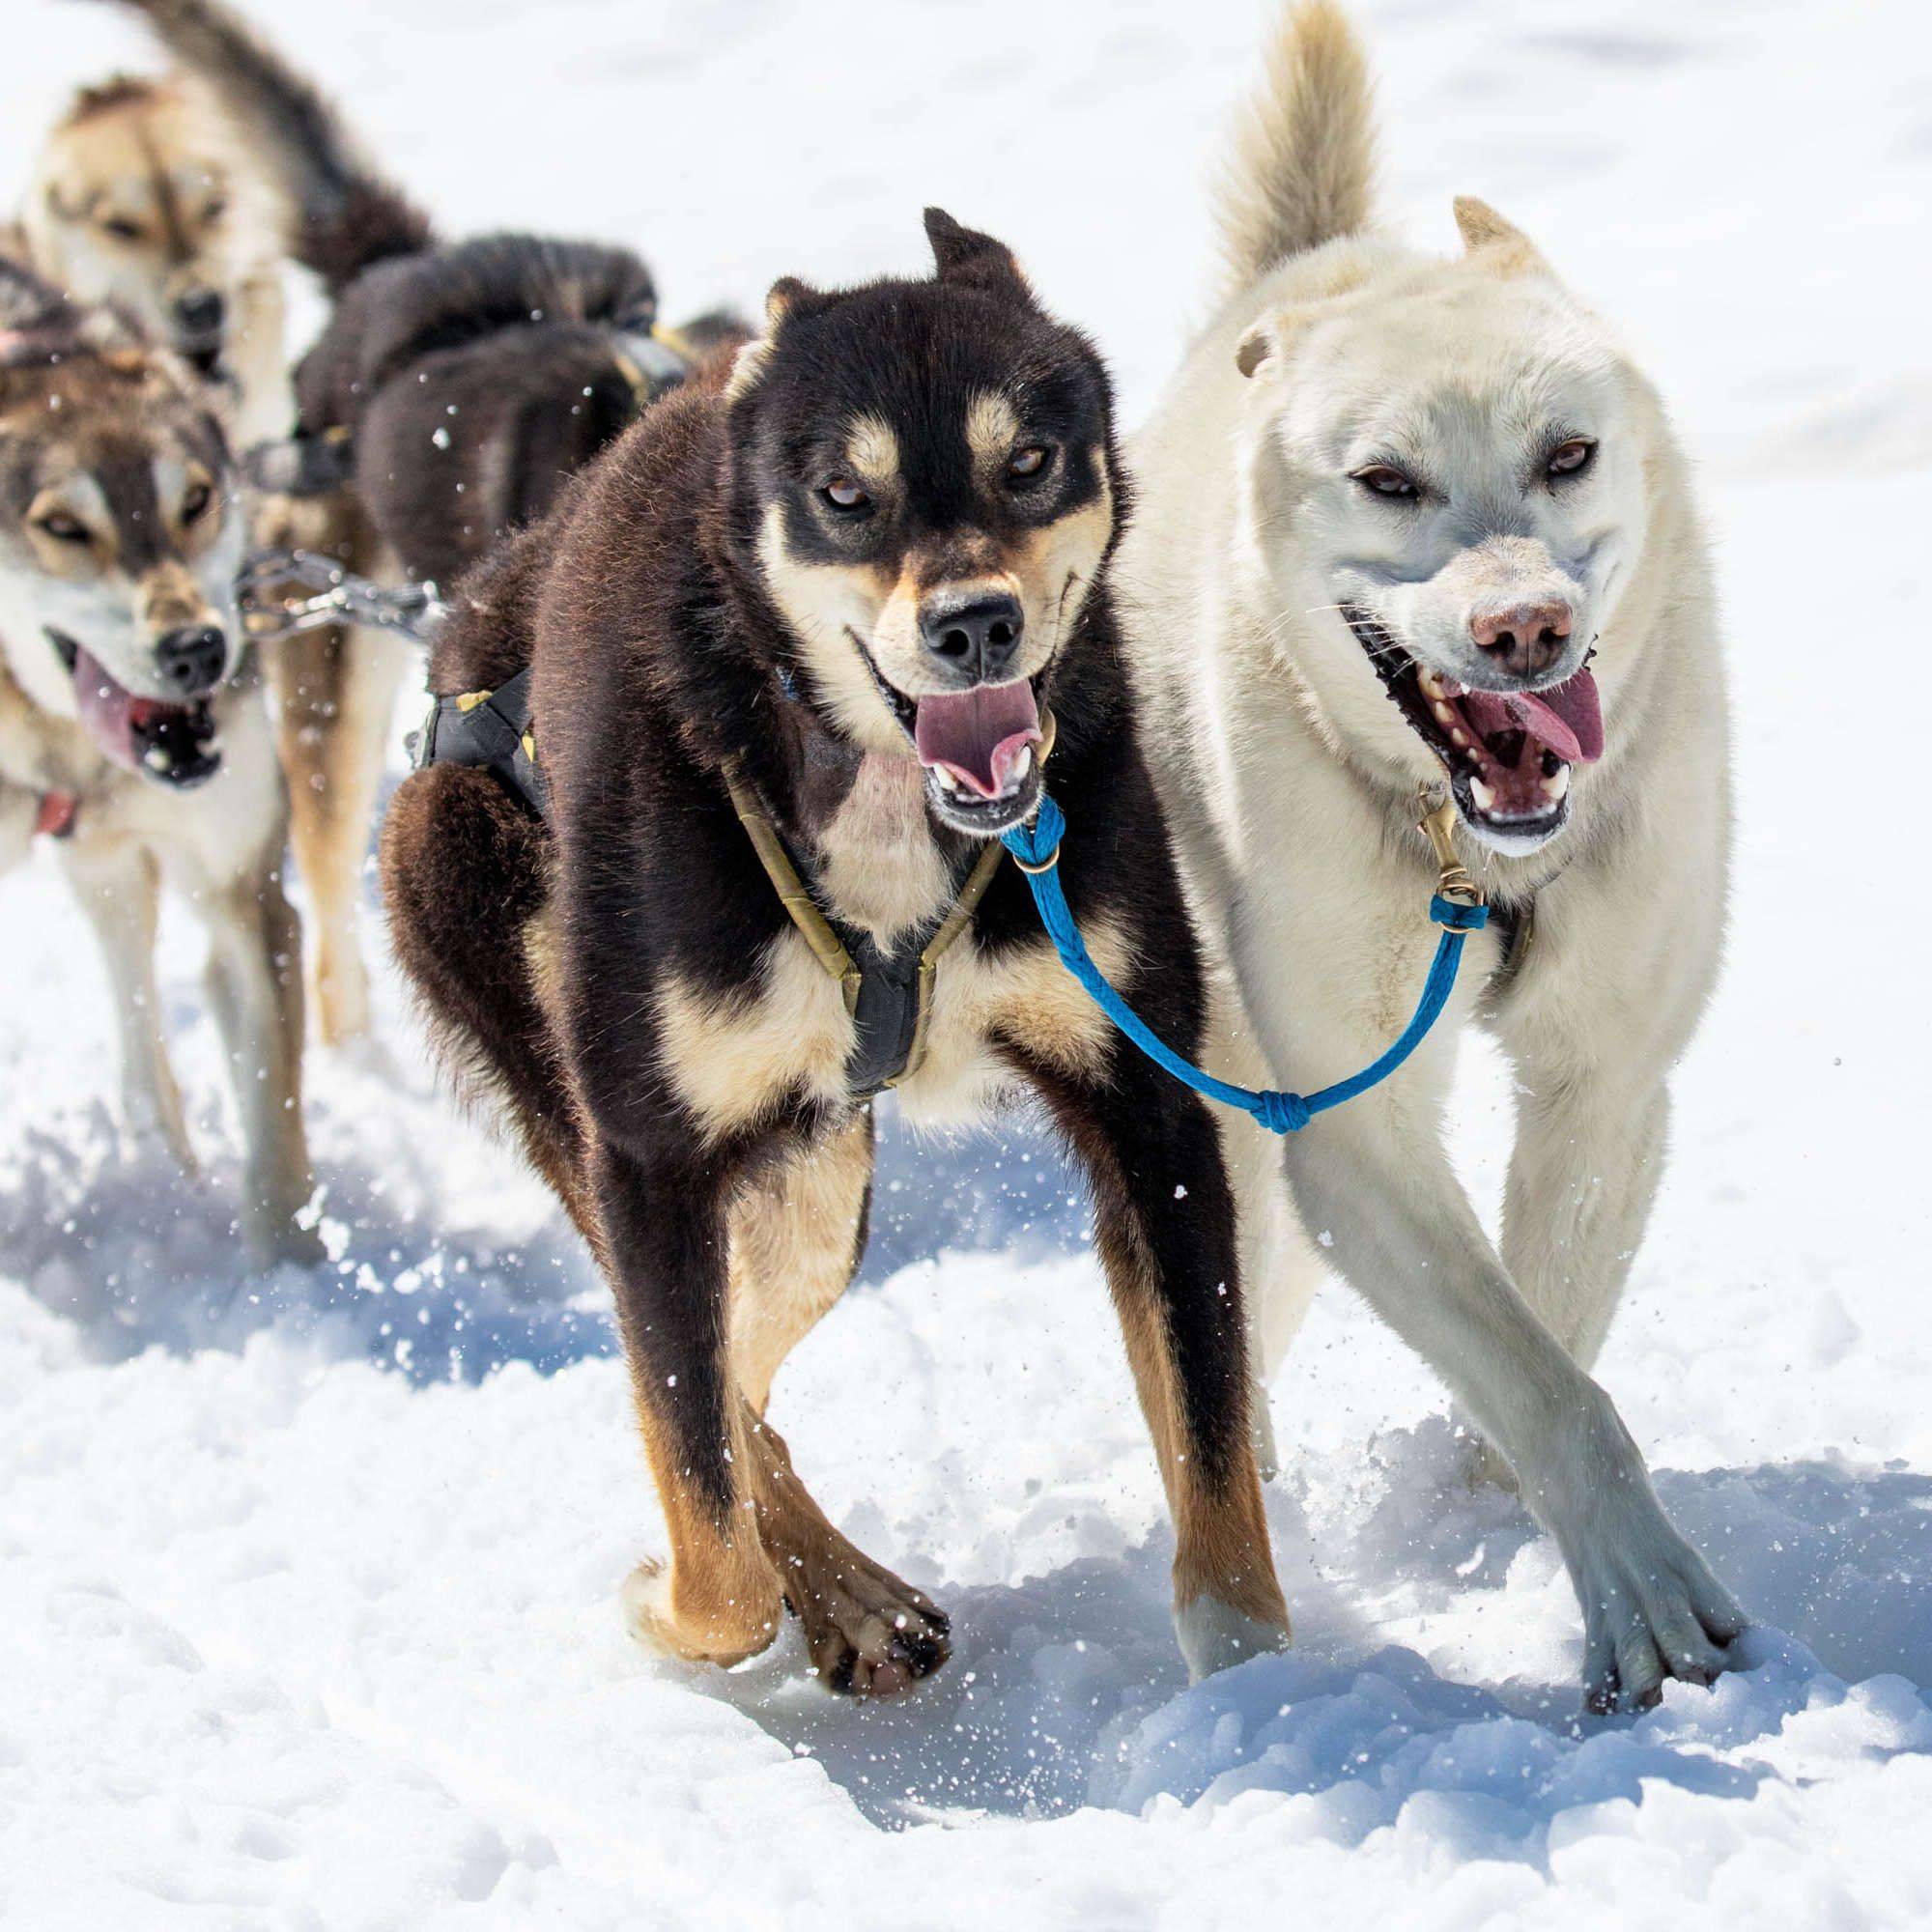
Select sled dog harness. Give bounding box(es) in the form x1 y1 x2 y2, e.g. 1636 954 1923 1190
411 667 1005 1100
1000 788 1491 1135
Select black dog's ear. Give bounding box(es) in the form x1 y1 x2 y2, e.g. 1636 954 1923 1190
764 276 835 333
923 208 1029 294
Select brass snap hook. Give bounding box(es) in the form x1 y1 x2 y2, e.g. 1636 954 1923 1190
1416 785 1482 910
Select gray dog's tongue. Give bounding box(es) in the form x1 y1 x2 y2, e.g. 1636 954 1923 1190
71 644 145 771
914 681 1040 797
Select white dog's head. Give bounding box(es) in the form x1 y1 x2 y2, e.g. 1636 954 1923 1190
1235 200 1660 854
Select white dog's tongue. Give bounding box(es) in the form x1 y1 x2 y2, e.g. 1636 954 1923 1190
1462 667 1604 765
71 644 149 771
914 681 1040 797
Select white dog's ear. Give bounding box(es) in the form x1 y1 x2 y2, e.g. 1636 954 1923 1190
1236 309 1305 381
1453 196 1548 278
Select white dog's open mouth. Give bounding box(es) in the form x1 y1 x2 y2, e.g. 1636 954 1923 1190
1344 607 1602 841
47 629 222 789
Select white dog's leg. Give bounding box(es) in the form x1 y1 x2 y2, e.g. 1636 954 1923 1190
1218 1103 1324 1480
1499 1070 1670 1373
61 838 194 1173
192 855 320 1264
1203 982 1326 1482
1275 1085 1742 1710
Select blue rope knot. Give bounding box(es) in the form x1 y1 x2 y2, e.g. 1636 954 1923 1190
1001 788 1481 1137
1430 895 1489 933
1005 793 1065 871
1255 1090 1313 1134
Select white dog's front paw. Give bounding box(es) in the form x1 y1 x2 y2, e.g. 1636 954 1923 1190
1173 1592 1291 1682
1569 1509 1747 1714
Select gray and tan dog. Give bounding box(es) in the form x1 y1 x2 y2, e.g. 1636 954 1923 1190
0 264 314 1260
15 0 426 1048
1120 0 1746 1710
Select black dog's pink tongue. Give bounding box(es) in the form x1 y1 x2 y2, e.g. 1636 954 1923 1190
914 681 1041 797
1462 668 1604 766
71 644 144 771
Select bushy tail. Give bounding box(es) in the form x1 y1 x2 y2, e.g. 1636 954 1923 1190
1213 0 1377 293
92 0 433 291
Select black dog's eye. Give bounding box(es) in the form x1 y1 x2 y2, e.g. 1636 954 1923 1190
36 511 90 544
822 477 870 512
182 480 213 523
1007 444 1054 483
1353 465 1418 500
1548 438 1597 480
100 216 144 242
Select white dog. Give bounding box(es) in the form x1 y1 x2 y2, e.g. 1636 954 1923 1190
1118 0 1745 1708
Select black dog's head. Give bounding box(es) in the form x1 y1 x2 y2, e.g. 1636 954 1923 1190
724 209 1122 836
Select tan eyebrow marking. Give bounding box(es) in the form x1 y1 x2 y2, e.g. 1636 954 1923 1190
843 412 899 483
965 390 1021 469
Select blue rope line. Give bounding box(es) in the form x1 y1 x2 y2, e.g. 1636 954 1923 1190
1001 792 1487 1134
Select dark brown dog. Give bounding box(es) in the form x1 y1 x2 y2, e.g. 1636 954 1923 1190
381 212 1290 1693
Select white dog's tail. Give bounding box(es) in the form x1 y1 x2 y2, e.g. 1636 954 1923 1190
1214 0 1377 292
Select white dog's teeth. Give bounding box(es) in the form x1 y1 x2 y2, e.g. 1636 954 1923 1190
934 768 962 795
1432 702 1455 727
1470 777 1496 811
1450 728 1468 748
1541 765 1571 802
144 746 173 774
1419 669 1444 700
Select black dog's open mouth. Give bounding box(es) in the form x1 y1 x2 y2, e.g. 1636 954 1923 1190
1342 606 1602 845
48 628 222 789
849 631 1047 835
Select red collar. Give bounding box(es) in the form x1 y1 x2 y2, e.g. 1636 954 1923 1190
34 791 78 838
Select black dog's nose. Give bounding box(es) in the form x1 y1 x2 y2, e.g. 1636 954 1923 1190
919 593 1025 683
156 625 227 696
175 287 225 337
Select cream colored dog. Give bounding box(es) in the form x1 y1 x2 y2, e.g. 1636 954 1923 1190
14 52 398 1048
1119 0 1745 1709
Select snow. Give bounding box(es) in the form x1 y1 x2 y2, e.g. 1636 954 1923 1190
4 0 1932 1925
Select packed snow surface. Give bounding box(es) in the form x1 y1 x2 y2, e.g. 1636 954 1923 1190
4 1 1931 1925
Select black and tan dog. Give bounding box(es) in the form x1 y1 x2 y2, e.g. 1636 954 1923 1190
380 212 1291 1693
100 0 735 1043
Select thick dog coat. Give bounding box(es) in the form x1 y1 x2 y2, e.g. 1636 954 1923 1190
381 213 1290 1691
1118 1 1745 1710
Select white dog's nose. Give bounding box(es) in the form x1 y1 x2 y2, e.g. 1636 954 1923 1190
1469 598 1571 680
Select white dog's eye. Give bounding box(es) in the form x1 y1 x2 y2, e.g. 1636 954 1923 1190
182 481 213 524
822 476 870 511
1548 439 1596 479
1353 465 1418 500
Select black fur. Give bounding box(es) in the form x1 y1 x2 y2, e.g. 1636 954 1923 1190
383 212 1283 1669
292 233 674 584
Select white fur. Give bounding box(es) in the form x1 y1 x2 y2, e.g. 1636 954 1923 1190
1174 1591 1291 1683
1119 1 1744 1709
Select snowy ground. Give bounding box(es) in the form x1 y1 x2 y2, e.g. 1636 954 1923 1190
5 1 1932 1926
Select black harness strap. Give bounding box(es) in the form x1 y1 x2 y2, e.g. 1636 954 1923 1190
412 684 997 1099
413 668 548 816
722 767 1003 1100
